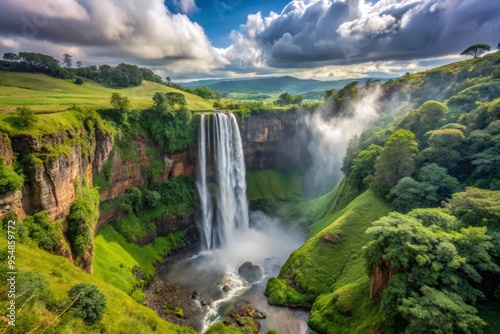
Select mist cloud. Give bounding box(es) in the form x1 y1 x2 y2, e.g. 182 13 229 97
302 85 383 198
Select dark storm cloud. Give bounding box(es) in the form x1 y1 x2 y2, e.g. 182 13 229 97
225 0 500 69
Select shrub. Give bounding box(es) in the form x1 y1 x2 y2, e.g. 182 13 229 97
126 187 142 212
16 106 37 128
0 158 24 193
21 211 64 253
67 187 100 266
17 271 49 303
1 210 18 230
68 283 106 324
142 189 161 208
75 77 84 85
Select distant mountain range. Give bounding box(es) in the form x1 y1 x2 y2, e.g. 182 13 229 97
182 75 392 95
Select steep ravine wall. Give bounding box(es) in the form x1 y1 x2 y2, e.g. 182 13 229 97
0 111 298 240
0 128 113 222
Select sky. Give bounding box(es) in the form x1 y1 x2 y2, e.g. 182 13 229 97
0 0 499 82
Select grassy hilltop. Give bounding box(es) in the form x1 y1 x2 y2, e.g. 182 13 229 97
0 71 214 113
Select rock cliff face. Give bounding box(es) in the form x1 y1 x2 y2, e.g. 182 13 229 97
369 260 401 303
0 129 113 223
100 137 197 202
242 111 304 171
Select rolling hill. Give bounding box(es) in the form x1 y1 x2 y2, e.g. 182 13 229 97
184 75 391 94
0 72 214 114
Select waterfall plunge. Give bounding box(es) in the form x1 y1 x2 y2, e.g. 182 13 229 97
196 114 213 249
196 112 249 250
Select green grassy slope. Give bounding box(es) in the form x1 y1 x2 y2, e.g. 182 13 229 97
93 225 187 298
0 72 214 113
0 238 195 334
265 189 391 332
246 169 304 201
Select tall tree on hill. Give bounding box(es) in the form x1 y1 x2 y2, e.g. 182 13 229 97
3 52 19 61
460 44 491 58
372 129 418 194
62 53 73 68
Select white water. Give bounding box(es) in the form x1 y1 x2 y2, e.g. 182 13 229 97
197 112 250 249
192 113 308 333
196 114 213 249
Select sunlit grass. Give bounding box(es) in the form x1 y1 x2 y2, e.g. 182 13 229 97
0 237 196 334
0 72 214 113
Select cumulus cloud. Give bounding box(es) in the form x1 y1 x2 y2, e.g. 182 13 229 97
0 0 225 74
170 0 198 15
221 0 500 70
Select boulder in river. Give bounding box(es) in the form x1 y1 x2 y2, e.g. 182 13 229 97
238 262 263 282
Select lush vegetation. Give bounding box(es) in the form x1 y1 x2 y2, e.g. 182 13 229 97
365 208 498 333
68 283 107 324
246 169 304 201
265 51 500 333
0 238 196 334
1 49 500 334
101 176 198 243
0 157 24 193
67 187 100 269
18 211 69 256
1 51 165 87
93 225 188 300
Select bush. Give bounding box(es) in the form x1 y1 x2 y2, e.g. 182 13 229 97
151 176 198 212
16 106 37 128
0 158 24 193
75 77 84 85
21 211 64 253
17 271 49 304
144 107 197 154
67 187 100 266
142 189 161 208
1 210 18 230
68 283 106 324
126 187 142 212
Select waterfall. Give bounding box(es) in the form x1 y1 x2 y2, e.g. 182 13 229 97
196 112 249 250
196 114 213 250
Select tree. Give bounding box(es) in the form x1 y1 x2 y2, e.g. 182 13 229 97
62 53 72 68
110 92 130 113
372 130 418 194
166 76 171 85
388 163 459 212
497 42 500 50
17 106 37 128
194 86 215 99
68 283 106 324
275 92 295 106
365 211 498 333
460 44 491 58
3 52 19 61
445 187 500 228
165 92 187 110
350 143 383 189
76 61 83 68
74 77 84 85
152 92 174 116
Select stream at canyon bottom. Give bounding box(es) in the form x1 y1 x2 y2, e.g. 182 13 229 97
164 211 310 333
